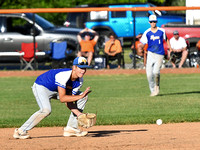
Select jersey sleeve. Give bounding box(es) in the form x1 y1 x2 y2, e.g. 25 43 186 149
163 30 167 41
140 30 148 44
72 78 83 95
55 71 71 89
159 27 167 41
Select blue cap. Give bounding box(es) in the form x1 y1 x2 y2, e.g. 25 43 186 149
73 57 91 68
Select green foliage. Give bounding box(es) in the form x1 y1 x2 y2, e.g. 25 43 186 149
0 0 183 25
165 0 185 6
0 73 200 128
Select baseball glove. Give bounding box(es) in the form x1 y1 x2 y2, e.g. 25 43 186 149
77 113 96 128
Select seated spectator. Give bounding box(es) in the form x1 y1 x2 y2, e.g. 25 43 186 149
131 33 148 67
104 33 122 69
77 28 99 65
169 30 188 68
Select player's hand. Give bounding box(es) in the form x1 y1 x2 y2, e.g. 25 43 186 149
82 87 92 98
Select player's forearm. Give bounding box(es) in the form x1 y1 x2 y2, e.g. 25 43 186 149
167 39 172 51
143 52 147 66
65 102 82 117
71 109 82 117
60 94 83 103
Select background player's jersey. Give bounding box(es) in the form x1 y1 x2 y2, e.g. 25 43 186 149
140 27 167 55
35 68 83 95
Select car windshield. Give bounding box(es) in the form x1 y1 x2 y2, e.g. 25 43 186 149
25 13 55 30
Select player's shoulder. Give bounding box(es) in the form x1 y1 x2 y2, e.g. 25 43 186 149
56 68 71 73
157 27 166 33
144 28 151 34
55 69 72 78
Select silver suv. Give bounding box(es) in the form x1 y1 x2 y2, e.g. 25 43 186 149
0 13 81 63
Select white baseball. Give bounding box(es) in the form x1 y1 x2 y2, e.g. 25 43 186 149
156 119 162 125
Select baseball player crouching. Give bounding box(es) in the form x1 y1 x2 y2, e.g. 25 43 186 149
13 57 93 139
139 15 171 96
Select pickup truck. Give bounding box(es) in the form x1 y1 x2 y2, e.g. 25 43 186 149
0 13 81 63
162 23 200 67
65 3 185 49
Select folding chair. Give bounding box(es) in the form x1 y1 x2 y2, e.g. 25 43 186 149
50 41 67 68
20 42 38 70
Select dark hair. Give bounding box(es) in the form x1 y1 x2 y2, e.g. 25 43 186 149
83 32 92 36
108 33 116 38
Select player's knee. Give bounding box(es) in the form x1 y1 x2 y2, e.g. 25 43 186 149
154 73 160 78
40 108 51 116
153 71 160 76
146 74 152 80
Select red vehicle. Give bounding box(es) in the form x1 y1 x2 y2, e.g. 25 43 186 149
162 23 200 67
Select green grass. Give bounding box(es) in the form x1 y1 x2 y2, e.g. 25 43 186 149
123 48 132 64
99 47 133 64
0 74 200 128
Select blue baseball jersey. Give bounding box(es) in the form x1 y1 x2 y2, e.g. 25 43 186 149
140 27 167 55
35 68 83 95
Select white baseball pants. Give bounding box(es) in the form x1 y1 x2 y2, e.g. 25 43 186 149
19 83 87 132
146 51 164 93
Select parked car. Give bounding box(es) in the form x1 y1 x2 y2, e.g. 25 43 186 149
0 13 81 63
64 3 185 50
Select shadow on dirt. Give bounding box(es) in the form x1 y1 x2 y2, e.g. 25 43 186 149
88 129 148 137
30 129 148 139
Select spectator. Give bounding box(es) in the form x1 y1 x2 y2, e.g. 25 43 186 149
104 33 122 69
196 39 200 50
169 30 188 68
140 14 171 97
131 33 148 67
77 28 99 65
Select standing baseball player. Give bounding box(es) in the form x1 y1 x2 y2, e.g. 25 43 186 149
139 14 171 96
13 57 92 139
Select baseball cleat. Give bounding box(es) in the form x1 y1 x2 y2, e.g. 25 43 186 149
150 92 157 97
150 86 159 96
154 85 160 95
13 128 30 139
150 86 160 96
63 127 88 137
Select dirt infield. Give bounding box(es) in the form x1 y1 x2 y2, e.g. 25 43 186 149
1 68 200 150
1 123 200 150
0 68 200 77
